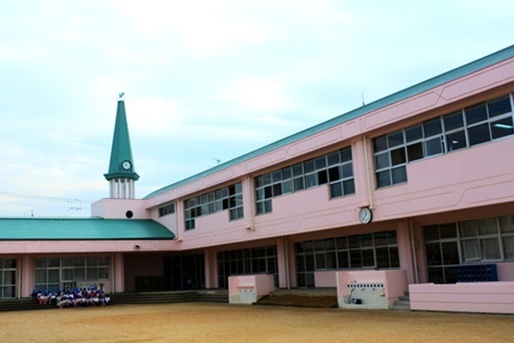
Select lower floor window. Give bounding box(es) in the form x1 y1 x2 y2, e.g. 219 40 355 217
423 215 514 283
217 246 278 288
295 230 399 288
35 256 110 292
0 258 16 299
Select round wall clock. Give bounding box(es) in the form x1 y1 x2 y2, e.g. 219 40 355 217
359 207 373 224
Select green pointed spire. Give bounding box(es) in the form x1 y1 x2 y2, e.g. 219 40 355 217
104 98 139 181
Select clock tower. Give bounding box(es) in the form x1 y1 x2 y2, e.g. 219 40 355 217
104 94 139 199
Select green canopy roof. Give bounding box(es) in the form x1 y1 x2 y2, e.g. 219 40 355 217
0 218 175 240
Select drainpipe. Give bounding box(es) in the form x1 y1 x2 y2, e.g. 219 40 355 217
409 218 419 283
362 136 374 209
284 236 290 289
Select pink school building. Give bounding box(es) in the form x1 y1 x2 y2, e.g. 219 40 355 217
2 45 514 313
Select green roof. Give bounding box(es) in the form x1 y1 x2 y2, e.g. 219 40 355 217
144 44 514 199
105 100 139 181
0 218 175 240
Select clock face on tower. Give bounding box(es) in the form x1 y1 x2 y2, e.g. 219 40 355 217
122 160 132 170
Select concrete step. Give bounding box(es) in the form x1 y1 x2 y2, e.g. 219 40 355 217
389 293 411 311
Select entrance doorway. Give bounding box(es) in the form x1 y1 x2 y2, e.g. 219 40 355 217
163 254 205 290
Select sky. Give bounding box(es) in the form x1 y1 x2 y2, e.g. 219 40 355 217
1 0 513 217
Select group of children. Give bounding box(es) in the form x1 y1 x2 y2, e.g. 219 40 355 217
32 284 111 308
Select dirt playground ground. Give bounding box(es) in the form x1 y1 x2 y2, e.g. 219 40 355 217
1 303 513 343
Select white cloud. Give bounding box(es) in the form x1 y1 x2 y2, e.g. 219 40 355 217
216 78 289 112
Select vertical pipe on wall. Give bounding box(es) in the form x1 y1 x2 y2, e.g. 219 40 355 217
362 136 374 209
284 236 290 289
409 218 419 284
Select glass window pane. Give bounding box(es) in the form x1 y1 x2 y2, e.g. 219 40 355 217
387 131 404 147
315 157 326 169
425 243 442 266
407 143 423 162
343 180 355 195
502 236 514 259
329 183 342 198
446 130 466 152
461 239 481 262
376 247 390 268
3 271 15 285
340 148 352 162
328 167 340 182
35 270 46 284
62 269 73 280
48 270 59 283
439 223 457 239
487 96 511 118
441 242 459 265
350 250 362 268
481 238 500 260
443 111 464 131
315 254 326 269
465 104 487 124
423 119 442 137
427 267 444 284
342 164 353 178
326 252 337 269
405 125 423 142
425 137 443 156
376 171 391 188
327 152 340 165
477 218 498 235
375 152 390 169
3 259 16 269
304 160 315 173
500 216 514 233
468 123 491 146
423 225 439 241
391 148 406 166
373 136 387 152
362 249 375 267
491 117 514 139
391 166 407 184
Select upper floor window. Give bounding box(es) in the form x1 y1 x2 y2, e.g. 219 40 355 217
373 94 513 188
158 203 175 217
184 183 243 230
254 147 355 215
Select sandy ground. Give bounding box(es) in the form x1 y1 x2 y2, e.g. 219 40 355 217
0 303 513 343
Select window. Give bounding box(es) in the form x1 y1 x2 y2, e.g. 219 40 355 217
158 203 175 217
34 256 110 292
217 246 278 288
0 259 16 298
423 216 514 283
184 183 243 230
295 231 399 288
255 147 355 214
373 94 514 188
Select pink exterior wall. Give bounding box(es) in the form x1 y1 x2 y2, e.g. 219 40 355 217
91 198 150 219
336 270 408 308
124 253 165 292
409 282 514 314
228 274 275 304
137 57 514 258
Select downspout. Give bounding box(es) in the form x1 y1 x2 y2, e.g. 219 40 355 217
284 236 290 289
362 136 374 209
409 218 419 283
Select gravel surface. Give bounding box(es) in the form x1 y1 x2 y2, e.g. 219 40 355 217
1 303 513 342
